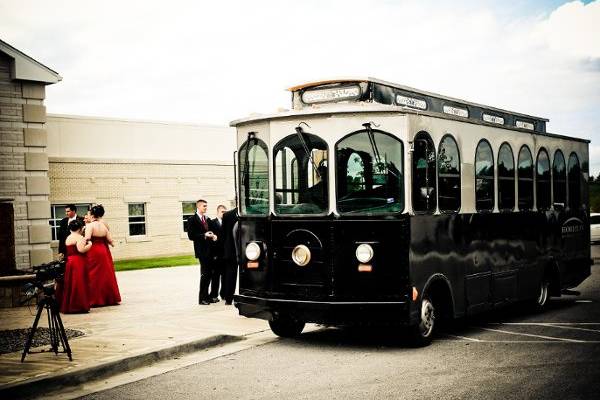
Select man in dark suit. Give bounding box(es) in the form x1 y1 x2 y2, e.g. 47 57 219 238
187 199 217 305
57 204 84 260
208 205 226 303
220 207 239 305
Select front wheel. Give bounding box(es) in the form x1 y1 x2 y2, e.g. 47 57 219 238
532 276 550 311
269 315 305 338
408 296 435 347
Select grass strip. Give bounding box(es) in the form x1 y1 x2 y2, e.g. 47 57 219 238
114 255 196 271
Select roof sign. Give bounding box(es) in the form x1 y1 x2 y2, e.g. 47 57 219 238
516 120 534 130
302 85 361 104
443 105 468 118
482 113 504 125
395 94 427 110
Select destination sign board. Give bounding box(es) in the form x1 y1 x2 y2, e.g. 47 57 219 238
483 113 504 125
395 94 427 110
302 86 361 104
516 120 534 130
443 105 469 118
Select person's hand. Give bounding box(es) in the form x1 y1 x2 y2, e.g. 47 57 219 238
212 234 218 241
57 253 64 261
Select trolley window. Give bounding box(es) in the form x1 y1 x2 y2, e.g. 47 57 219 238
568 152 581 209
437 135 461 212
274 132 328 215
239 138 269 215
336 129 404 214
536 148 551 211
412 132 436 213
553 150 566 208
518 145 534 211
498 143 515 211
475 140 494 212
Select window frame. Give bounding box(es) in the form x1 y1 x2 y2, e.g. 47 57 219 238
238 137 270 216
567 152 581 210
552 149 567 209
474 139 495 212
411 131 437 214
497 142 515 212
49 203 92 241
128 203 147 236
517 145 534 211
535 148 551 211
437 134 461 213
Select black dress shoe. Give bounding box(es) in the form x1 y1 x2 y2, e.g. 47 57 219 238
199 300 210 305
210 297 220 303
225 300 233 305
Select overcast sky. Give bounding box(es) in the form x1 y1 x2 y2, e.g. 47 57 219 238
2 0 599 172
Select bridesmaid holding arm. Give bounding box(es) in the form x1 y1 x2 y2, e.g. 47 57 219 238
57 219 92 313
85 205 121 307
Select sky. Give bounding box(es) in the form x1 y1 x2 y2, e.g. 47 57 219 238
1 0 599 172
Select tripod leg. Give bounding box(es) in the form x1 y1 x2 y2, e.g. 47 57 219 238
47 304 59 355
53 304 72 361
21 299 45 362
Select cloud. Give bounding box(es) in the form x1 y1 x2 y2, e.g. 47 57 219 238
1 0 599 171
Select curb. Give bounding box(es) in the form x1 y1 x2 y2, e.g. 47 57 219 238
0 334 243 399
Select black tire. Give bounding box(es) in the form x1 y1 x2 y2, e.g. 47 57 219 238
408 296 435 347
269 315 305 338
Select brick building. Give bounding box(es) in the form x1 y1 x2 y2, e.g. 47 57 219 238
46 114 236 260
0 39 61 273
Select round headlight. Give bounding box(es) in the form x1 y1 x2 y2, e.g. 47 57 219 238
355 244 374 263
291 244 311 266
245 242 261 261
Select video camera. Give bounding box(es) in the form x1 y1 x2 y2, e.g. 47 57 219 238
23 260 66 299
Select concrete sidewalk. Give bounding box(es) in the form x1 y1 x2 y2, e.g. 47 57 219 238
0 266 269 398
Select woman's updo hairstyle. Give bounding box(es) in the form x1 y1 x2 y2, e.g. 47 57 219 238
90 204 105 218
68 219 84 232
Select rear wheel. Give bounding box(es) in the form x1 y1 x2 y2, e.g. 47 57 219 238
269 315 305 338
408 296 435 347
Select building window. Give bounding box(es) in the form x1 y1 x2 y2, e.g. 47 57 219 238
475 140 494 212
412 131 436 213
568 152 581 210
498 143 515 211
553 150 566 208
518 145 534 211
49 203 92 240
182 201 196 232
128 203 146 236
536 148 551 211
437 135 460 212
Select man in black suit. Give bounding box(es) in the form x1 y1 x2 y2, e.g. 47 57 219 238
220 207 239 305
208 205 226 303
187 199 217 305
57 204 84 260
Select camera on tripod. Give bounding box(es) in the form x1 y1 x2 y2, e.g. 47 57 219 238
21 259 72 362
23 260 66 299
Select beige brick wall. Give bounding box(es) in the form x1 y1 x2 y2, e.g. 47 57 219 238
0 52 52 270
49 160 235 260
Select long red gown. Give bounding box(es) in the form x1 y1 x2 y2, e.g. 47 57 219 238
58 245 90 313
87 237 121 307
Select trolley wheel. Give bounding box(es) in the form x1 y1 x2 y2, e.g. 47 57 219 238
408 296 435 347
269 315 305 338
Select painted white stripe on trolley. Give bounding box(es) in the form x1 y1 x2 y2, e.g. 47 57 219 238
490 322 600 325
575 300 593 303
479 327 586 343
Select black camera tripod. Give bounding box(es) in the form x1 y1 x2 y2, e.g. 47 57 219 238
21 283 72 362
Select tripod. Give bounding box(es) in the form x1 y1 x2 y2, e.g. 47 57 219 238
21 283 72 362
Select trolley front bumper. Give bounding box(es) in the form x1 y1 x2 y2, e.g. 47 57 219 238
234 294 409 325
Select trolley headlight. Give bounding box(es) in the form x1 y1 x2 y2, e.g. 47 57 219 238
291 245 311 267
355 244 374 264
245 242 261 261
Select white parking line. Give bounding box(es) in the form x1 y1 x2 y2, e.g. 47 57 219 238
490 322 600 334
479 327 586 343
490 322 600 326
443 334 481 342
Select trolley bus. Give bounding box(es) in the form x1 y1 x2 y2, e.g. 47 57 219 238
232 78 591 345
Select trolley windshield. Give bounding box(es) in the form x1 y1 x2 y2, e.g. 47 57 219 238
336 129 404 214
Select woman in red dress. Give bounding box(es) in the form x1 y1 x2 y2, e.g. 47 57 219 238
58 219 92 313
85 205 121 307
